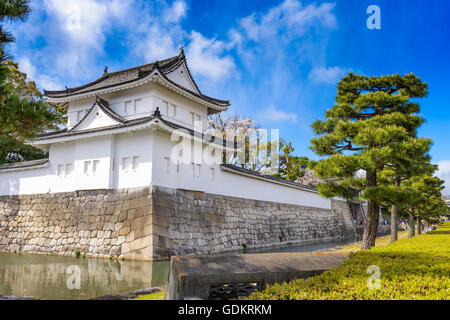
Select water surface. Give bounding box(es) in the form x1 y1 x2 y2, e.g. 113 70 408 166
0 240 350 299
0 253 169 300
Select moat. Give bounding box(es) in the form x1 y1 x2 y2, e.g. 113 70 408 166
0 252 169 300
0 240 349 299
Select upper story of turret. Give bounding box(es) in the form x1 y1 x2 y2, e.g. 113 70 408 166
43 48 229 133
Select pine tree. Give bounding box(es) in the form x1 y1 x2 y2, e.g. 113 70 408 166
0 0 30 54
0 1 66 164
310 73 428 250
378 137 434 243
404 174 447 236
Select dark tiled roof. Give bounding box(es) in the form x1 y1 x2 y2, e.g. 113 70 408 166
44 55 178 98
220 164 318 192
34 108 238 149
0 158 49 171
44 50 230 108
34 115 156 141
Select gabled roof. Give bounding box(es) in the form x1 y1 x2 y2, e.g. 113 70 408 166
69 96 126 132
31 107 239 149
44 49 230 112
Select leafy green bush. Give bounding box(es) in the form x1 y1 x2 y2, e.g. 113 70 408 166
248 222 450 300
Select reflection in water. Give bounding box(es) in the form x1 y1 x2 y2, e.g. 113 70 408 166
0 253 169 300
0 241 349 299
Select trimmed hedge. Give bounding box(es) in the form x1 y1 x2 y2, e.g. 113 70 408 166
248 222 450 300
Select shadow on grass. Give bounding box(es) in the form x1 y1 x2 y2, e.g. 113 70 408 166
427 231 450 235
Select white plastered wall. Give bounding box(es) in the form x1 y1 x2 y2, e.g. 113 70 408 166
150 130 332 209
66 83 209 131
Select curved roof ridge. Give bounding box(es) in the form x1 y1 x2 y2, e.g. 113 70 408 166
156 69 230 107
179 47 201 95
44 54 181 96
43 50 230 110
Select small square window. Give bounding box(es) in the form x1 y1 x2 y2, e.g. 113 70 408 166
134 99 141 113
77 111 84 122
164 157 170 173
125 101 133 114
163 101 169 115
57 164 65 176
93 160 100 173
84 161 91 174
172 104 177 117
66 163 72 175
210 167 215 181
132 156 139 170
122 157 129 170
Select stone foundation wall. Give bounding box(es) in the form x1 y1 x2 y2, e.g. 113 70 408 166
0 186 357 261
151 186 356 259
0 188 153 260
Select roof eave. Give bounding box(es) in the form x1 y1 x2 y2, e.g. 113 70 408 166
44 70 229 111
30 116 235 150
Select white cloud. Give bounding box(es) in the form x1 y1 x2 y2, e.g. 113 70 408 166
257 106 298 124
13 0 338 96
308 66 346 84
164 0 187 23
42 0 133 76
436 161 450 195
240 0 336 42
137 25 180 62
129 2 235 82
18 57 36 79
18 57 62 90
186 31 235 81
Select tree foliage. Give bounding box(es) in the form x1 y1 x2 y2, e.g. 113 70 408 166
309 72 429 249
273 139 309 182
0 1 65 164
0 0 30 54
208 114 309 180
404 174 447 227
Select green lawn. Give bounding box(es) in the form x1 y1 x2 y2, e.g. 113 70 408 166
248 222 450 300
334 230 409 252
131 290 165 300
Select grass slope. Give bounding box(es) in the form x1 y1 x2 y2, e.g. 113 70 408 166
131 291 165 300
248 222 450 300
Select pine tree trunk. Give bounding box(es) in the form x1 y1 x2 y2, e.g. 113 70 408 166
361 199 380 249
361 169 379 250
390 178 400 243
408 213 415 238
390 204 398 243
417 216 422 235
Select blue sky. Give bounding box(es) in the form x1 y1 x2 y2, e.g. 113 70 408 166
8 0 450 192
